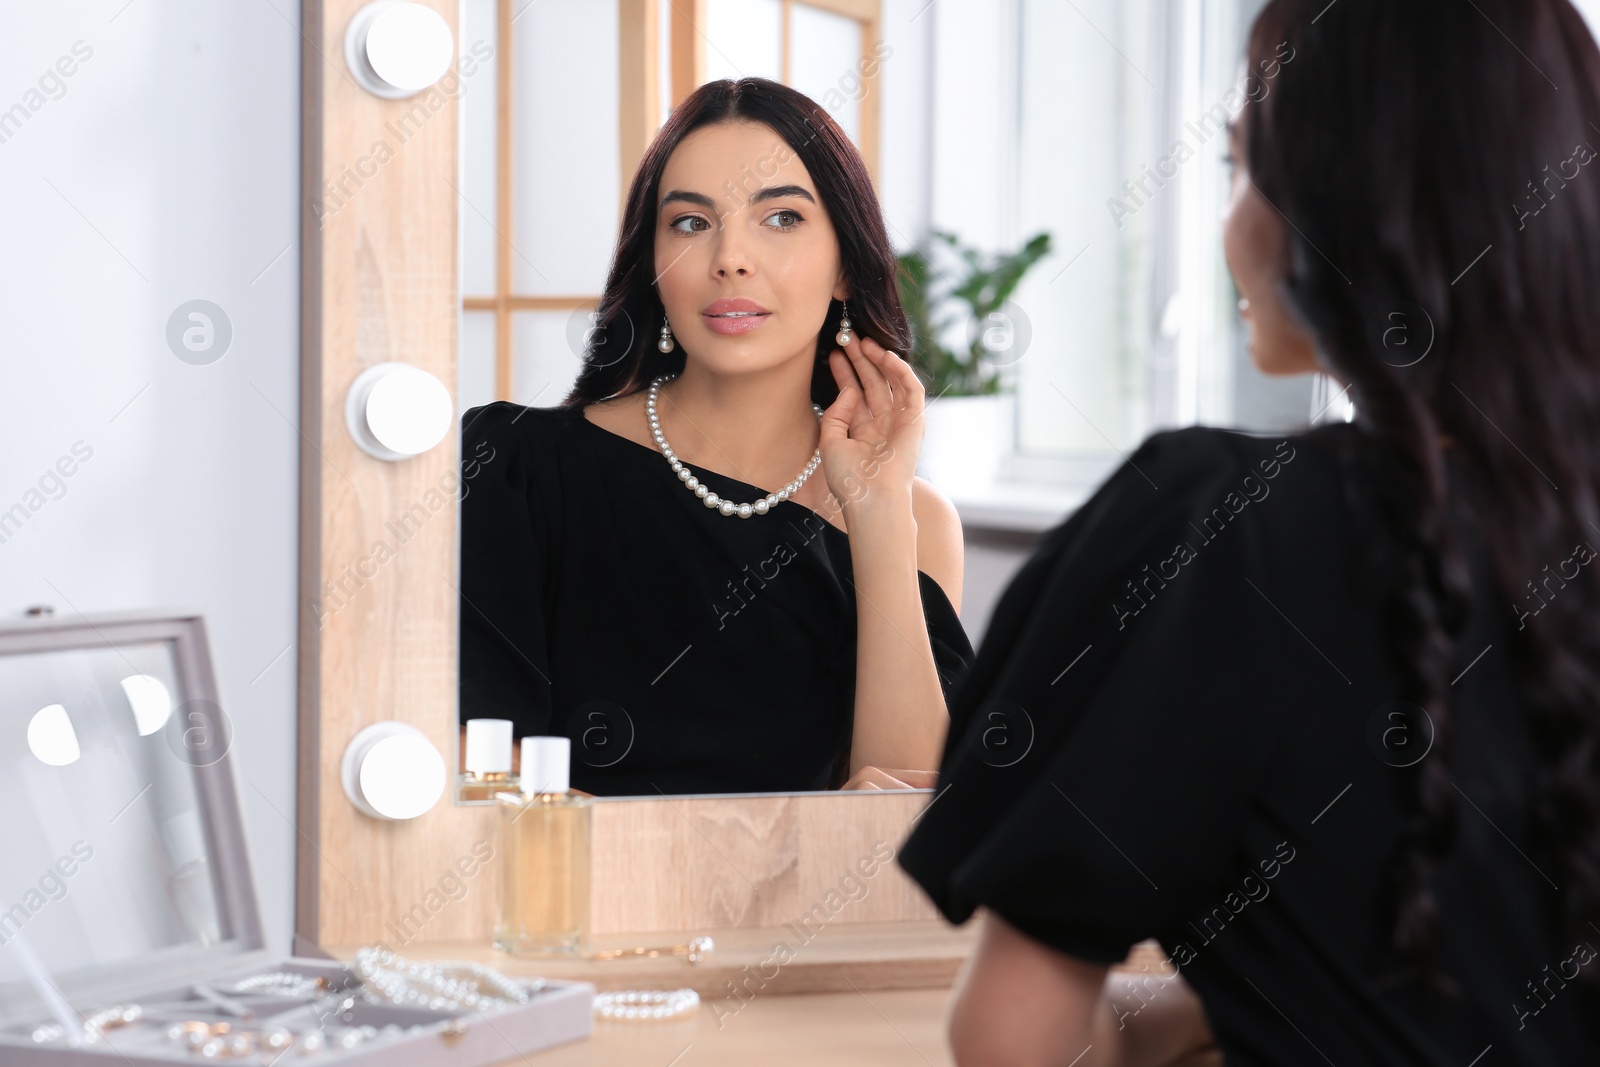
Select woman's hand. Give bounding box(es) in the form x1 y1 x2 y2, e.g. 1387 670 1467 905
950 913 1219 1067
818 333 926 516
839 766 939 791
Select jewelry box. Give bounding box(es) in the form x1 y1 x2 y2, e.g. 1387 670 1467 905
0 608 594 1065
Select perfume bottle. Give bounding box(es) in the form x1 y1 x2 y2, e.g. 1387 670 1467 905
458 719 518 803
495 736 591 956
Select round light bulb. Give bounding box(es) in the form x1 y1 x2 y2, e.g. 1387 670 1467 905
344 362 454 461
342 722 447 820
344 2 455 100
366 5 453 92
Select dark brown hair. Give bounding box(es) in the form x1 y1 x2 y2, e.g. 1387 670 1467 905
1244 0 1600 994
562 77 911 409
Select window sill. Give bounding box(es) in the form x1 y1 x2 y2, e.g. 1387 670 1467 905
941 449 1120 536
947 480 1090 536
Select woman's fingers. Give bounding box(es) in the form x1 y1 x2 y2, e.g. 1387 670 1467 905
843 334 894 418
864 342 926 432
840 766 898 790
828 335 928 446
860 339 922 407
828 345 862 395
820 350 861 446
878 768 938 788
839 765 938 790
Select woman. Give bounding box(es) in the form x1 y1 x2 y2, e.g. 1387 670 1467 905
899 0 1600 1062
458 77 973 796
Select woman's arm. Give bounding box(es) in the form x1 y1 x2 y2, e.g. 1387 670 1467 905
949 911 1216 1067
823 336 961 775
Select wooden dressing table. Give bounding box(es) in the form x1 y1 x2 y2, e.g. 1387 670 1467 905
326 928 1223 1066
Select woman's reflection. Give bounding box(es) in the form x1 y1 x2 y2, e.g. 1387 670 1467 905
457 77 973 797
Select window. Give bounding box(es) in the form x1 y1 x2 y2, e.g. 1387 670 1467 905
981 0 1318 494
459 0 883 411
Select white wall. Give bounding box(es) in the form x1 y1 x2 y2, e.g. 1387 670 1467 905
0 2 300 958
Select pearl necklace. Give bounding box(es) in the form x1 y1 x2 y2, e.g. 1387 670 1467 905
647 374 823 519
351 947 545 1013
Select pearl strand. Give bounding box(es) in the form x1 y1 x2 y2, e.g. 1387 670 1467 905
593 988 700 1021
352 946 546 1014
647 374 824 519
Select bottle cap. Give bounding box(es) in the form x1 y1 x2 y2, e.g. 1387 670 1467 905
520 735 570 795
463 718 513 774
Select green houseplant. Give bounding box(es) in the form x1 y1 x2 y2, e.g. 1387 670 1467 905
896 229 1053 397
895 229 1052 495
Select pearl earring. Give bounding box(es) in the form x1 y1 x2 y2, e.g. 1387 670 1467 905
835 301 853 346
657 315 675 353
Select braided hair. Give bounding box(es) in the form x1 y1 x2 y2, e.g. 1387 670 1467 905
1244 0 1600 992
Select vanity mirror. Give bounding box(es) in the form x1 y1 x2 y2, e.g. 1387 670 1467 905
294 0 960 956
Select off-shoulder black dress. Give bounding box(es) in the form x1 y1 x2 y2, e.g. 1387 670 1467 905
457 401 975 797
898 425 1600 1065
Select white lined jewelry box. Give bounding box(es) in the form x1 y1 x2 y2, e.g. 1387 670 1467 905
0 608 593 1065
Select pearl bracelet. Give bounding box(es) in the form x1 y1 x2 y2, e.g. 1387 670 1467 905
593 988 700 1021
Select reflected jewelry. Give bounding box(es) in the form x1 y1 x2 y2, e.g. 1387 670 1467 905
164 1020 282 1058
593 988 699 1021
331 1025 383 1051
30 1023 65 1044
164 1020 410 1058
226 972 330 998
352 946 546 1013
835 300 853 346
75 1004 143 1044
591 935 715 965
192 984 254 1018
658 314 675 353
31 1004 142 1045
647 373 824 519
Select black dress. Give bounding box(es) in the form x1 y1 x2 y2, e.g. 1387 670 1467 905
898 424 1600 1065
457 400 975 796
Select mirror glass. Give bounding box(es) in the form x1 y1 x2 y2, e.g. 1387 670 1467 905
452 0 1315 798
0 636 226 995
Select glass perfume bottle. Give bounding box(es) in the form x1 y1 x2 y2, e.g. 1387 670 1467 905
495 736 591 956
458 718 518 803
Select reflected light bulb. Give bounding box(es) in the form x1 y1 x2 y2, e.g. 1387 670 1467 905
120 674 174 736
28 704 81 766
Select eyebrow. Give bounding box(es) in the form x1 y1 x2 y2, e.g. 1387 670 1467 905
658 183 817 212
